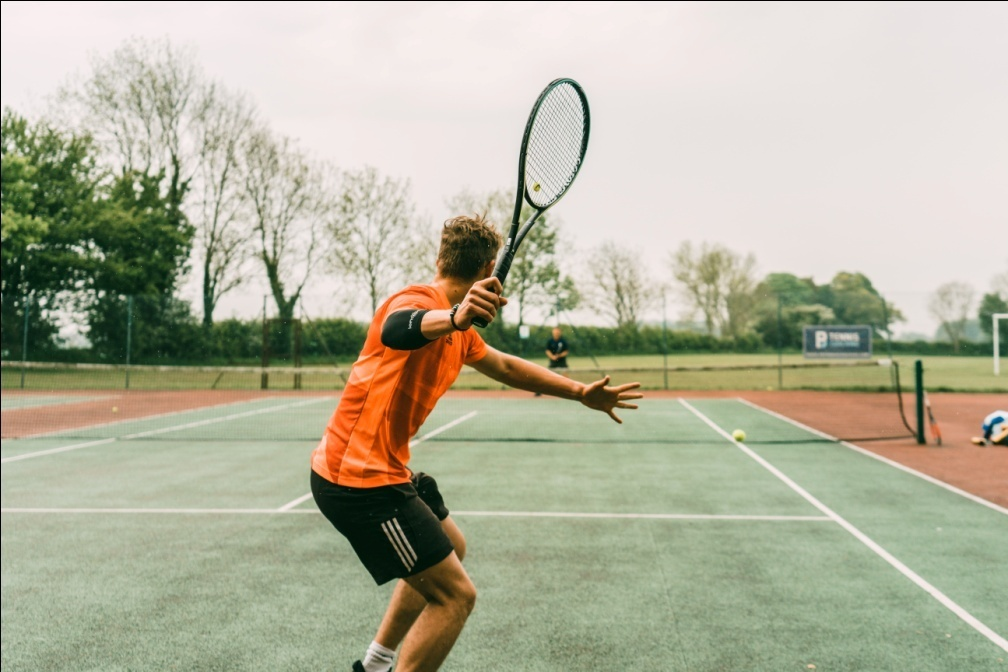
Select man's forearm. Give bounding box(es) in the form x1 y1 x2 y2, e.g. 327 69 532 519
487 354 583 399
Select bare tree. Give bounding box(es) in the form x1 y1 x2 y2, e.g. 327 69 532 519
992 266 1008 299
928 281 975 352
243 128 330 322
327 166 421 315
60 37 208 236
670 241 758 337
585 241 650 328
191 86 258 327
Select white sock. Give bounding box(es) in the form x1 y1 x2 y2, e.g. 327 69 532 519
362 641 395 672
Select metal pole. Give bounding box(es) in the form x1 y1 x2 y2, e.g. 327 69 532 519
880 295 893 360
20 294 30 389
776 295 783 390
261 295 269 390
915 359 925 445
125 295 133 389
662 288 668 390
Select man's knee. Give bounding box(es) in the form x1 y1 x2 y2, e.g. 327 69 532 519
455 577 477 615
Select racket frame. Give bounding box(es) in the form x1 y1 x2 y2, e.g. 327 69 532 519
472 78 590 328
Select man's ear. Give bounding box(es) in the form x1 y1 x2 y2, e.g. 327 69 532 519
482 259 496 280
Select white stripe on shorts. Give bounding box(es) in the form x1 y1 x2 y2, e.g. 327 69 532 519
381 518 418 571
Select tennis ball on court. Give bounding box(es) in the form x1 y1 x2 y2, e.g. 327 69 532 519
112 406 118 413
732 429 746 442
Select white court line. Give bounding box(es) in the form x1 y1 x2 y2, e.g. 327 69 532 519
276 410 480 511
277 492 314 512
451 511 830 521
1 397 330 464
1 508 293 514
9 395 292 440
679 398 1008 654
0 507 828 522
0 437 116 464
737 397 1008 516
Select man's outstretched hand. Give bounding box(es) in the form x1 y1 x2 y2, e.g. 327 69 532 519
580 375 644 424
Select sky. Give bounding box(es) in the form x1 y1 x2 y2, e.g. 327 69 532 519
2 1 1006 338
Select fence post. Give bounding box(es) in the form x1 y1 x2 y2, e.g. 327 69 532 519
125 295 133 390
662 289 668 391
776 295 783 390
20 294 31 389
914 359 925 445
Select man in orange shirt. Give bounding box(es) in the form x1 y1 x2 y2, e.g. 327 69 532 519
311 213 643 672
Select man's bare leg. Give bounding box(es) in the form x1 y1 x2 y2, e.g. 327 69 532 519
392 550 476 672
372 518 469 662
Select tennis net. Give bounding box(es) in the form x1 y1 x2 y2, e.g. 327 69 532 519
1 358 916 443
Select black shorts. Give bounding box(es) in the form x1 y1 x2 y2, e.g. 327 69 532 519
310 470 454 585
549 360 568 369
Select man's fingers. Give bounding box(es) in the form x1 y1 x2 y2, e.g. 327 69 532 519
480 276 503 295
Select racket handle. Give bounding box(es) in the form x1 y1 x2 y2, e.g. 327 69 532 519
472 248 516 329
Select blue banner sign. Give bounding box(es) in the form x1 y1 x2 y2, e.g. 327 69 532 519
803 325 872 359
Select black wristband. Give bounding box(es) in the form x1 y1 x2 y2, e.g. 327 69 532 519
449 304 469 331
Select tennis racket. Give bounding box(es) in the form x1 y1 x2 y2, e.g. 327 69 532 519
472 77 590 328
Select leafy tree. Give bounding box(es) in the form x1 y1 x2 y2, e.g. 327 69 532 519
759 273 818 306
929 281 975 353
978 293 1008 348
1 109 106 354
750 271 902 349
829 272 902 334
84 170 196 360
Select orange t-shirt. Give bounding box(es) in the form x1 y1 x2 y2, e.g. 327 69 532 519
311 283 488 488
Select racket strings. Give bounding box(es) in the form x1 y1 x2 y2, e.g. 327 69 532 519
525 84 587 208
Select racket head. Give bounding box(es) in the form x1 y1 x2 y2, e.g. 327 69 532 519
520 78 591 212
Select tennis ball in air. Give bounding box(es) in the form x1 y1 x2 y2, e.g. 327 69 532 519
732 429 746 442
532 183 541 192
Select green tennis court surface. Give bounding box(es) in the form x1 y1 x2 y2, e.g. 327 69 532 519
2 397 1006 671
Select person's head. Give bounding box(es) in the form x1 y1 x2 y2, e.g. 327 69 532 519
552 327 562 340
436 213 503 281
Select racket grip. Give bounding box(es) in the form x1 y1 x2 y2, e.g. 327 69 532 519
472 248 516 329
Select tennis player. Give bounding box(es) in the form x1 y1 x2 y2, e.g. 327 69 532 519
310 213 643 672
545 326 570 371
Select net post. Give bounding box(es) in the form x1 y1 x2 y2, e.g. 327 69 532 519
914 359 926 445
